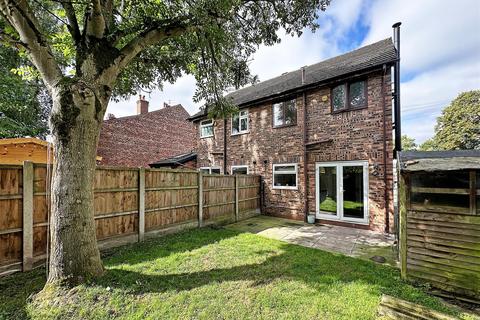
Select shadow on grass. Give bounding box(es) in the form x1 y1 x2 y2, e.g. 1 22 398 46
0 227 241 320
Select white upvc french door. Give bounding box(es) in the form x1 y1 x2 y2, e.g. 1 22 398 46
315 161 369 224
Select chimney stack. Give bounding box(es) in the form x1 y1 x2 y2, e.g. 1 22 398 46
136 95 149 115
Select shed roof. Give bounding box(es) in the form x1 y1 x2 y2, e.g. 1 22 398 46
398 150 480 172
0 137 50 147
189 38 397 121
150 152 197 167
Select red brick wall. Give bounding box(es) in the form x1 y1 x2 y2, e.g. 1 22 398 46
98 105 195 168
194 71 394 231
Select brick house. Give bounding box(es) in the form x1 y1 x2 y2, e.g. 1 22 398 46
97 97 196 168
189 38 400 232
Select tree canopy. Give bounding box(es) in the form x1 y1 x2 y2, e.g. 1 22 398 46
401 135 417 151
420 90 480 150
0 0 329 118
0 45 50 138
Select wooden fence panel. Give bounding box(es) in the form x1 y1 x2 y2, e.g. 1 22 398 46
203 175 235 224
0 165 23 275
237 175 261 220
0 163 261 277
144 170 199 233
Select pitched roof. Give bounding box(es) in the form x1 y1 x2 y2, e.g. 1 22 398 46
190 38 397 120
0 137 50 146
149 152 197 167
97 104 196 168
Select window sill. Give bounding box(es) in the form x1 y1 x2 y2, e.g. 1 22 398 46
200 135 214 139
231 131 249 136
273 123 297 129
272 186 298 190
331 106 367 114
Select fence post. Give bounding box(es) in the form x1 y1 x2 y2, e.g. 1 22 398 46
138 168 145 241
198 171 203 227
234 175 239 222
22 161 34 271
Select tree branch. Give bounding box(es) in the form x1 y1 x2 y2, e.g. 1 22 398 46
0 0 63 89
61 1 81 43
85 0 105 38
111 18 195 75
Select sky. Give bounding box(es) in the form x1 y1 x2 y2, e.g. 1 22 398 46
108 0 480 144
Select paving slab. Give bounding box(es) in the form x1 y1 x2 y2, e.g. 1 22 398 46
226 215 397 267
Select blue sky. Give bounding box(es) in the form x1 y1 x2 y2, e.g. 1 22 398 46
109 0 480 144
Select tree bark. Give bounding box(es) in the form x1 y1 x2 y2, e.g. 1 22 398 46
47 81 108 285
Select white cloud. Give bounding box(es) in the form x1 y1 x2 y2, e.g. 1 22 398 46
363 0 480 143
107 0 480 145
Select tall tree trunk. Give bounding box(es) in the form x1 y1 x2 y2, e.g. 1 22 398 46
47 81 108 285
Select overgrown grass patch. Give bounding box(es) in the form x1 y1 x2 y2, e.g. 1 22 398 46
0 227 472 319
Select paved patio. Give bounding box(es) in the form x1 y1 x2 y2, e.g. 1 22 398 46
226 215 397 266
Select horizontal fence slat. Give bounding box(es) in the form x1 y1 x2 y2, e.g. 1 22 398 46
202 201 236 208
145 203 198 213
408 211 480 225
408 217 480 231
94 210 138 220
0 228 22 235
146 186 198 191
410 186 471 195
94 188 139 193
407 239 480 258
238 196 261 202
0 194 22 200
408 251 480 272
407 246 480 266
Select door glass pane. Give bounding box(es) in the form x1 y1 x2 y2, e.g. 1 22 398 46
343 166 364 219
319 167 337 216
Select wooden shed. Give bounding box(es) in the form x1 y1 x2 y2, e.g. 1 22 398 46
398 150 480 303
0 138 52 165
0 137 102 165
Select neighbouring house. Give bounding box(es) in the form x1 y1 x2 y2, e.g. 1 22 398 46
189 37 401 232
97 97 196 168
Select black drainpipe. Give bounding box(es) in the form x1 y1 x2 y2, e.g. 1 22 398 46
223 118 227 174
302 67 308 223
392 22 402 156
381 64 390 234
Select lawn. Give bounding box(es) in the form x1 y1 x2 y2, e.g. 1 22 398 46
0 227 471 320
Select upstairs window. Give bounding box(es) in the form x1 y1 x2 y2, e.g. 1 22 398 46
232 110 249 135
332 80 367 112
200 119 214 138
273 99 297 127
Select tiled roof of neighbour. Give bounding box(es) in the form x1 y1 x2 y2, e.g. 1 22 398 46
190 38 397 120
97 104 196 168
150 151 197 167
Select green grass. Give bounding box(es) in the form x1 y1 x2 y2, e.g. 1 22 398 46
320 197 363 213
0 227 471 320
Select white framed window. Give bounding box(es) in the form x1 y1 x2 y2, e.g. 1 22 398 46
199 167 221 174
231 165 249 175
231 110 249 135
200 119 214 138
272 163 298 190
